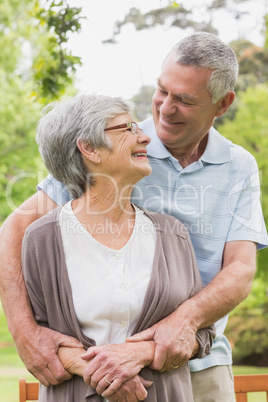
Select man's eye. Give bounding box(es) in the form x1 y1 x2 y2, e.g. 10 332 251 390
179 98 192 105
158 87 167 95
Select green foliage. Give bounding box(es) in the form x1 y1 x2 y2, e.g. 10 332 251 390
131 85 155 121
264 14 268 50
226 280 268 365
220 84 268 365
32 0 83 100
106 0 254 43
220 85 268 280
108 4 217 43
232 40 268 90
0 0 83 223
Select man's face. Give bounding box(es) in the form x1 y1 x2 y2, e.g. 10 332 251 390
152 55 222 155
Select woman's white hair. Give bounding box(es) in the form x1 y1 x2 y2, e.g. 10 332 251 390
170 32 239 103
36 94 134 198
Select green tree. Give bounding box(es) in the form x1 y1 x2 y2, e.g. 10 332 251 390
0 0 83 223
105 0 252 43
131 85 155 121
225 279 268 365
220 84 268 281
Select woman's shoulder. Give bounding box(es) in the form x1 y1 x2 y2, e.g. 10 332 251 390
134 205 189 239
24 205 62 239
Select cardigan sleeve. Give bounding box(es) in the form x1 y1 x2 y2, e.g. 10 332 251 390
21 230 49 328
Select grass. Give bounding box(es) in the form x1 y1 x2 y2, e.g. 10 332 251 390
1 306 268 401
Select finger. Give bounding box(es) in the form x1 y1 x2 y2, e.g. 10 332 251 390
81 346 104 360
32 366 65 387
101 378 124 397
134 382 148 401
30 369 50 387
30 355 72 386
126 328 154 343
48 356 73 382
139 377 153 389
107 383 138 402
95 376 113 395
54 332 83 348
126 394 139 402
149 344 167 371
83 361 102 385
162 354 189 372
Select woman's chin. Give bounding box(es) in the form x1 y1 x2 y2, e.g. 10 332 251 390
133 166 152 183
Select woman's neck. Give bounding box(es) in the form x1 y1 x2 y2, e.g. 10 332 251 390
74 179 134 220
71 180 136 249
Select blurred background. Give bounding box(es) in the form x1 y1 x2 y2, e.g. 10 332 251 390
0 0 268 400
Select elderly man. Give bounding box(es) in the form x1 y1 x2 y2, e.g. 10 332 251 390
0 32 267 402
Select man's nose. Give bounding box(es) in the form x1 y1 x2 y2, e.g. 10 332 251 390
160 95 177 116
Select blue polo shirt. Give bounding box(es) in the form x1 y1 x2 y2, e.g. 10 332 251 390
38 116 268 372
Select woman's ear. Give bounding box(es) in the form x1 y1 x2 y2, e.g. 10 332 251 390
76 140 101 164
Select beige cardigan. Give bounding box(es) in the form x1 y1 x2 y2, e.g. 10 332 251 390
22 205 215 402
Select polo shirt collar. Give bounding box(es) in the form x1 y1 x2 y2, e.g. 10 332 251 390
142 117 175 159
143 117 232 164
201 126 232 164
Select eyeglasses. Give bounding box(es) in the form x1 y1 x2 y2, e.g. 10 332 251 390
104 121 142 136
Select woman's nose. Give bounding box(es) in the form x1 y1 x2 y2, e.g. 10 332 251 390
137 130 151 145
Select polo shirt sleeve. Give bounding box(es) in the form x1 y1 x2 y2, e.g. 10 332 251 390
226 157 268 249
37 174 72 206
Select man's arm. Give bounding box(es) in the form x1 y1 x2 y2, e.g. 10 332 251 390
128 240 256 371
0 190 82 386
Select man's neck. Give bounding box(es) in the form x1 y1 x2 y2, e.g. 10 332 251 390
167 134 208 168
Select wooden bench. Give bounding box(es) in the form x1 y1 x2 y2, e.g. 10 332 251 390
19 373 268 401
234 374 268 401
19 379 39 402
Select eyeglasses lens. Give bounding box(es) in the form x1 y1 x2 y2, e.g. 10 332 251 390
131 122 140 135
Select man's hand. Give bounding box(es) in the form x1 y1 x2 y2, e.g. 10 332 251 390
15 323 83 386
106 375 153 402
127 311 198 372
82 341 154 397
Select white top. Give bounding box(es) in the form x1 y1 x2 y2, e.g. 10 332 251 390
59 201 156 345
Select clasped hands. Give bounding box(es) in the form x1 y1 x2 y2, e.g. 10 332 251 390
81 315 198 401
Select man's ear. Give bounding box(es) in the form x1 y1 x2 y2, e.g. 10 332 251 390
76 140 101 164
215 91 235 117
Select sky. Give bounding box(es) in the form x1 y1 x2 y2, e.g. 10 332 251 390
67 0 267 99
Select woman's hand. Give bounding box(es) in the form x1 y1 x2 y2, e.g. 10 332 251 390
106 375 153 402
82 341 154 397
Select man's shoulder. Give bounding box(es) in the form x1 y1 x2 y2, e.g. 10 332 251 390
215 128 255 161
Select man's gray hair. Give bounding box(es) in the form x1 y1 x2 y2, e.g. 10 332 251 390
171 32 239 103
36 94 134 198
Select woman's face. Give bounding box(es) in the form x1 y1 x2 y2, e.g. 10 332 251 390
99 113 152 186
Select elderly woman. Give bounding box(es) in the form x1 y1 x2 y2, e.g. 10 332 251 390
22 94 215 402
